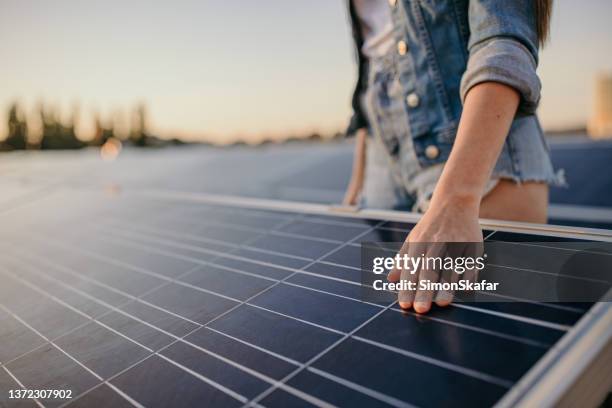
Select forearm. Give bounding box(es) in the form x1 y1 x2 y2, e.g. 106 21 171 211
432 82 520 210
343 128 367 205
351 128 367 187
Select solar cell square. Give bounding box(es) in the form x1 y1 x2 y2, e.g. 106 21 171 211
5 345 101 408
41 251 166 298
356 227 411 243
179 264 275 301
485 241 612 282
319 244 363 269
145 216 216 237
97 311 176 352
285 273 396 305
0 368 40 408
249 283 381 332
140 283 238 325
259 388 318 408
160 341 270 399
103 227 238 260
276 220 369 242
354 309 544 383
118 300 200 338
203 209 294 230
410 304 565 346
312 338 507 408
285 369 394 408
54 322 152 379
101 230 223 263
210 256 293 281
478 264 609 303
12 254 133 307
231 247 311 269
379 221 415 231
191 223 265 245
208 305 342 363
358 223 494 242
0 308 46 364
303 262 363 283
64 384 133 408
73 238 201 279
458 296 585 326
0 278 89 341
4 259 111 319
185 328 297 380
303 214 376 227
110 355 242 408
246 234 339 260
487 231 592 243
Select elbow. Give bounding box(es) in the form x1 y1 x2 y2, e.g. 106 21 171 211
460 38 541 116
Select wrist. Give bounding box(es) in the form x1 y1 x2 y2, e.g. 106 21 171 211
431 172 484 210
429 189 480 215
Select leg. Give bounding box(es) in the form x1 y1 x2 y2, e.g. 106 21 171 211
479 180 548 223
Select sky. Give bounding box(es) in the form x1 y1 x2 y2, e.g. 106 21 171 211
0 0 611 143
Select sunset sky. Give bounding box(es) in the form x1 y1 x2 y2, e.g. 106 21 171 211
1 0 611 143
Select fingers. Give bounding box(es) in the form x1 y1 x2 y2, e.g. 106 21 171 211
435 264 456 307
435 242 464 307
387 239 410 283
389 241 483 313
413 242 446 313
389 240 422 310
342 189 358 206
387 266 401 283
398 259 420 309
413 269 437 313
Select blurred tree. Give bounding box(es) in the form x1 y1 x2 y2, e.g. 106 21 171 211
90 114 115 147
4 103 28 150
89 114 115 146
92 115 103 146
39 105 84 150
130 104 148 147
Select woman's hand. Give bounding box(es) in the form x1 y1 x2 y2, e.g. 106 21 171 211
342 129 367 206
387 82 521 314
343 180 363 206
388 196 482 313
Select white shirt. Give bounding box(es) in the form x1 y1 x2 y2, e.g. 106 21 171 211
353 0 395 59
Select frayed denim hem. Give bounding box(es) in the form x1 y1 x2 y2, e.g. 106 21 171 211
491 168 567 188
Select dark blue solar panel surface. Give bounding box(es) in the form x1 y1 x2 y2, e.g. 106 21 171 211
0 191 599 408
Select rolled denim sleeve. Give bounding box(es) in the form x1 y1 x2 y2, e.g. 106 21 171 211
460 0 541 115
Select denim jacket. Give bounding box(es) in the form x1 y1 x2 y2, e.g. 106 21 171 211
346 0 543 167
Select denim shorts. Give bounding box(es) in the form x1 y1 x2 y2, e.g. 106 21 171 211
360 51 564 212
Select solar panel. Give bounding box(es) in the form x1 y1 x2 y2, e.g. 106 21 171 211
0 190 610 408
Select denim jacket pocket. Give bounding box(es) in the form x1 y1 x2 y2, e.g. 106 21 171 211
411 122 458 168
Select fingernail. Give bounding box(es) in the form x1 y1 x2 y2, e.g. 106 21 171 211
414 302 430 314
436 291 452 306
398 301 412 310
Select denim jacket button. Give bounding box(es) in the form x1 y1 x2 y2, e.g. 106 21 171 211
425 145 440 159
388 0 397 6
406 93 419 108
397 41 407 56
